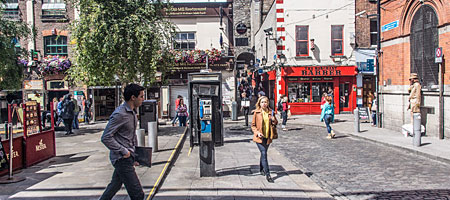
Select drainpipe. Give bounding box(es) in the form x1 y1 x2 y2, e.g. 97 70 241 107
376 0 381 128
439 59 444 139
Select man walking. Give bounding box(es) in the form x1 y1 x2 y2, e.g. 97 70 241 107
241 92 250 126
72 95 79 129
61 94 75 135
83 97 91 124
100 84 145 200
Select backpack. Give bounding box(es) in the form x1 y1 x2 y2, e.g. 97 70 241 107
277 101 283 112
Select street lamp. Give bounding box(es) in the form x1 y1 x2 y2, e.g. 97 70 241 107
276 54 287 67
261 56 267 66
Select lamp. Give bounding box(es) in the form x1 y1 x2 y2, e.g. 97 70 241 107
279 54 287 65
261 56 267 65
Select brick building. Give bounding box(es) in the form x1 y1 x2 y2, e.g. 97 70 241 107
379 0 450 138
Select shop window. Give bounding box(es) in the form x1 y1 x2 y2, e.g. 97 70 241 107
44 36 68 56
288 81 333 103
296 26 308 56
174 32 196 50
42 0 66 19
370 19 377 47
331 25 344 56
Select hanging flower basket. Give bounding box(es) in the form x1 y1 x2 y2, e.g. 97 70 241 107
38 56 71 75
170 48 222 64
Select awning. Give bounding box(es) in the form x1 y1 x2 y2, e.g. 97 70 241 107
42 3 66 10
1 3 19 9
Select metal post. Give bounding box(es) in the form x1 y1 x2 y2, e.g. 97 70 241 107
439 62 444 139
231 101 238 121
8 123 13 179
413 113 421 147
206 54 209 70
354 108 360 133
148 122 158 152
136 129 145 147
376 0 381 128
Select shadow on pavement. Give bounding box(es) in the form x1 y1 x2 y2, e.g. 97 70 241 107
223 138 252 144
216 165 298 177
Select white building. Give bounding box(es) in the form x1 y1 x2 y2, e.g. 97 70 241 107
253 0 357 115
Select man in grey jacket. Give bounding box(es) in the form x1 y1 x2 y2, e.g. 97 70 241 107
100 84 145 200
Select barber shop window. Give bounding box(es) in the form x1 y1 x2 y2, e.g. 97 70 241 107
331 25 344 56
288 80 333 103
2 0 20 21
42 0 66 19
44 36 68 56
174 32 196 50
296 26 309 56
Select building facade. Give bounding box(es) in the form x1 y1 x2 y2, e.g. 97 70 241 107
253 0 357 114
379 0 450 138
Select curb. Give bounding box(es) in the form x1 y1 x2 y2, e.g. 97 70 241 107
291 122 450 165
146 126 188 200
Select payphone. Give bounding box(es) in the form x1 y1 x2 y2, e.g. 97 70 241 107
188 72 223 177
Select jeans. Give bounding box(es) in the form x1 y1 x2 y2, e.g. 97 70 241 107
372 111 376 125
84 110 90 124
72 112 79 129
324 114 333 133
99 157 144 200
281 111 288 126
63 118 73 134
179 116 187 127
256 138 270 175
56 114 63 127
243 107 249 126
171 114 178 125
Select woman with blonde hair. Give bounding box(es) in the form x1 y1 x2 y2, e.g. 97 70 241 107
251 96 278 183
320 96 335 139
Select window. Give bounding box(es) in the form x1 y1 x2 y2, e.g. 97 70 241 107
42 0 66 18
2 0 20 21
174 32 196 50
296 26 309 56
44 36 68 56
287 80 333 103
370 19 377 46
331 25 344 56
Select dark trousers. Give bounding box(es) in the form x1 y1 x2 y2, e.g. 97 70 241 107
100 157 144 200
281 111 288 126
63 118 73 134
256 138 270 175
372 111 377 125
324 114 333 133
179 116 187 127
84 110 90 124
243 107 249 126
72 112 79 129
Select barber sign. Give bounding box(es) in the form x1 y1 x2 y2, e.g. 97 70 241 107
435 47 442 63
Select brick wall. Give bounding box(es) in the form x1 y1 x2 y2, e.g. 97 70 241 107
355 0 377 48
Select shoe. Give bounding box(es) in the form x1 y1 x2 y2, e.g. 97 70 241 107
326 134 332 139
266 174 274 183
282 128 287 131
331 130 336 138
260 170 265 176
65 132 71 136
371 124 376 127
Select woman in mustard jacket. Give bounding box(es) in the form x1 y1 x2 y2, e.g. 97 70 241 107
251 96 278 183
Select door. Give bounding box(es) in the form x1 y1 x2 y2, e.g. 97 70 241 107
170 85 189 119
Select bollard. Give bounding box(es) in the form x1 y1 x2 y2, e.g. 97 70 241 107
136 129 145 147
413 113 421 147
148 121 158 152
354 108 360 133
231 101 238 121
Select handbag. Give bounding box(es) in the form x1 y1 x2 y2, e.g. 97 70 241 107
270 125 278 139
135 146 152 167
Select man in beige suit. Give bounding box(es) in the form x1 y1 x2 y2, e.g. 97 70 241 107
408 73 421 123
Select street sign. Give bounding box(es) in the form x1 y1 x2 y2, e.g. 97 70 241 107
435 47 443 63
381 20 399 32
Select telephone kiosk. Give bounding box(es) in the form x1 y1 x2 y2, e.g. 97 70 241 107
188 72 223 177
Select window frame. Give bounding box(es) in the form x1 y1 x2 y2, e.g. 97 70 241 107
173 32 196 50
41 0 66 19
369 19 377 47
331 25 344 56
295 25 309 57
287 78 334 103
44 35 68 56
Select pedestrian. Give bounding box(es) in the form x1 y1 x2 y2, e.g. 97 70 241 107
72 95 79 129
320 96 335 139
327 86 334 103
320 93 327 109
371 94 377 127
367 91 374 111
251 96 278 183
407 73 421 123
278 95 289 131
177 99 188 127
241 92 250 126
100 83 145 200
52 97 59 125
61 94 75 135
171 95 182 126
56 97 64 127
83 97 91 124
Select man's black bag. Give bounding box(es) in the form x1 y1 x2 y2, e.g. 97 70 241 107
277 101 283 112
135 147 152 167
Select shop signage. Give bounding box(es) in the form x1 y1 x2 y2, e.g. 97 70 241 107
236 23 247 34
23 80 44 90
324 77 333 81
35 139 47 151
312 77 322 81
301 66 342 76
299 78 310 81
435 47 443 63
166 7 207 16
283 66 356 77
288 78 298 81
0 137 7 170
172 62 229 71
358 107 370 122
381 20 399 32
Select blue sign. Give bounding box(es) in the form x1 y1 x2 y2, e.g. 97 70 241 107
381 20 399 32
357 59 375 73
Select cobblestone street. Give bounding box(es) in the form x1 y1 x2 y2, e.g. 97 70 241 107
270 125 450 200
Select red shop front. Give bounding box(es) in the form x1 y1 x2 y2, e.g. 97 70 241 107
279 66 357 115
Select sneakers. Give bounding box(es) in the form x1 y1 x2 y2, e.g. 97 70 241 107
331 130 336 138
266 174 274 183
282 128 287 131
326 134 332 139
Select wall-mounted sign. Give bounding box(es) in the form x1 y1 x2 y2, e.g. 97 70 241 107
381 20 399 32
283 66 357 77
235 38 249 46
166 7 207 16
23 80 43 90
236 23 247 34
